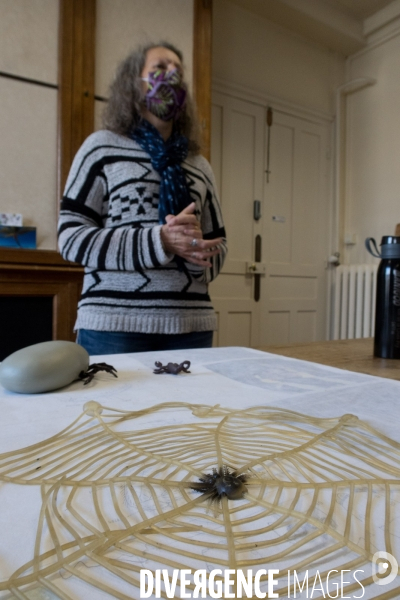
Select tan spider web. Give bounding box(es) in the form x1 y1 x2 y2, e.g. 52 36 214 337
0 401 399 599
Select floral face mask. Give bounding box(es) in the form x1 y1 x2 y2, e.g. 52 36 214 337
142 68 187 121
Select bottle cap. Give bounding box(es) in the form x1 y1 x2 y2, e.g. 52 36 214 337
380 236 400 258
365 237 400 259
381 236 400 245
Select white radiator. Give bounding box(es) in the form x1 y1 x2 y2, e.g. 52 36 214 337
333 264 378 340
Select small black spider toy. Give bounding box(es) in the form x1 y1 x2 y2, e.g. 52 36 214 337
153 360 191 375
190 465 248 502
78 363 118 385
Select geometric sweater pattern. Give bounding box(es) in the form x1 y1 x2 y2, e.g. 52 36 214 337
58 130 227 334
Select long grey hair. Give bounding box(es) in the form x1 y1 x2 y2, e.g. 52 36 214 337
102 42 200 154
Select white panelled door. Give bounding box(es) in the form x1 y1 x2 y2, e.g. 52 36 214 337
261 110 331 345
209 92 264 347
210 92 331 347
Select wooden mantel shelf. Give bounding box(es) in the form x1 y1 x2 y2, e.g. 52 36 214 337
0 248 82 269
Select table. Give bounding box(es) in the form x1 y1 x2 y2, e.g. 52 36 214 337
1 346 400 600
258 337 400 380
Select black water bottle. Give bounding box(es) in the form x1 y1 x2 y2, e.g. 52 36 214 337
366 236 400 358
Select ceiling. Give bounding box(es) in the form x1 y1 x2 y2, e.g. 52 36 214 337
227 0 396 55
325 0 394 20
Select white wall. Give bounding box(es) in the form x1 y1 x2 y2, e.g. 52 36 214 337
212 0 346 117
0 0 59 250
345 24 400 264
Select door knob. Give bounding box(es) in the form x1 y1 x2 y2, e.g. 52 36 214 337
327 252 340 266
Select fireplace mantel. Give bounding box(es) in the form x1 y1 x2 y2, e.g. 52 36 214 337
0 249 83 358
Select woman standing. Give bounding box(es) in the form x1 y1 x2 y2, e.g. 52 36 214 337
58 42 227 355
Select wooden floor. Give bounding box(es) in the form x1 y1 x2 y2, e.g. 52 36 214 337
257 338 400 381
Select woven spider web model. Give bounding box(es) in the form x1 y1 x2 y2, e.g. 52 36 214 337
0 401 400 599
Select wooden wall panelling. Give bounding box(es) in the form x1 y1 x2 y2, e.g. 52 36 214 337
193 0 213 160
58 0 96 198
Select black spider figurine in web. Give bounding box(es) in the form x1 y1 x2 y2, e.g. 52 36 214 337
153 360 191 375
190 465 249 502
78 363 118 385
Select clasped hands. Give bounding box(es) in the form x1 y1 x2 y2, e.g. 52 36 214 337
161 202 222 268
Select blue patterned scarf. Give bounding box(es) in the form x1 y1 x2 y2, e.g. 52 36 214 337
132 119 192 224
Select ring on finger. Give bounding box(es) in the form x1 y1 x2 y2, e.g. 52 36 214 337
190 238 198 247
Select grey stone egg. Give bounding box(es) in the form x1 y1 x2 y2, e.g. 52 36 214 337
0 341 89 394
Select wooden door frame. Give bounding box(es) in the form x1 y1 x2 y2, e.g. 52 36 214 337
57 0 96 200
193 0 213 160
57 0 213 200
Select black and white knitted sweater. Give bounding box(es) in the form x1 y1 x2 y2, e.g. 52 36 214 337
58 130 227 334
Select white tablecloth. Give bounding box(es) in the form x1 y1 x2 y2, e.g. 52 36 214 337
1 346 399 599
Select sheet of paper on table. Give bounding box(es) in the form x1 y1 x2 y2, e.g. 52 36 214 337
0 347 399 600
